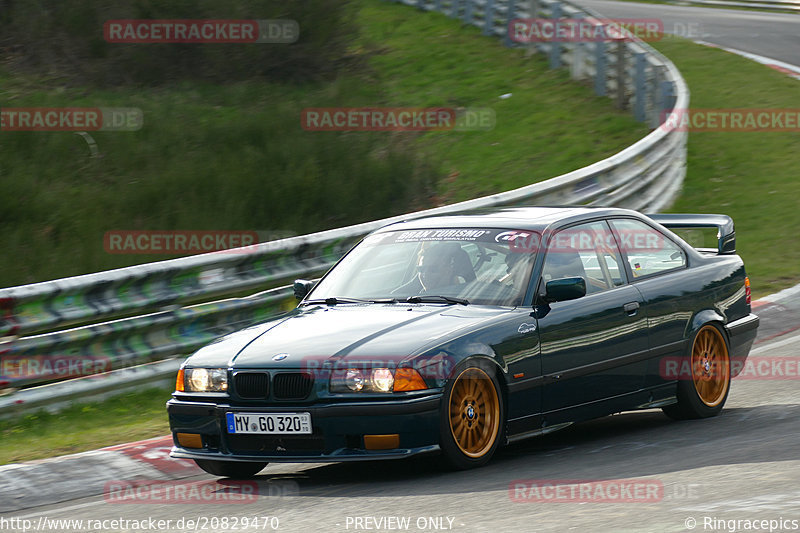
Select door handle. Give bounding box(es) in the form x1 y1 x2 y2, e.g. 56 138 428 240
623 302 640 315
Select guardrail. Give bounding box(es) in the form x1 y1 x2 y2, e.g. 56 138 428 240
0 0 689 415
672 0 800 11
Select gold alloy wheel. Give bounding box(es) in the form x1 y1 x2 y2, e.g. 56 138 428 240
691 326 730 407
447 367 500 458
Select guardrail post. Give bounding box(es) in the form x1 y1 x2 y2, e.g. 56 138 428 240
651 65 665 127
594 40 606 96
503 0 517 47
522 0 539 57
452 0 460 18
615 39 626 110
570 13 585 79
549 2 562 69
660 79 675 116
483 0 494 35
633 52 646 122
464 0 474 24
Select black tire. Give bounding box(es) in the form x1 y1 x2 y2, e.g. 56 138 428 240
439 361 505 470
194 459 268 478
663 323 731 420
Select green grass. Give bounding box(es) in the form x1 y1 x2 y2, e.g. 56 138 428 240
0 385 173 465
355 2 649 203
650 38 800 297
0 0 647 287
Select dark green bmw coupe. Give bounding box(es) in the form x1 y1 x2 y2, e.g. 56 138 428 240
168 207 759 477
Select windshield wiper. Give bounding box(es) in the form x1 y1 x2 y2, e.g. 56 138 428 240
302 297 398 306
405 295 469 305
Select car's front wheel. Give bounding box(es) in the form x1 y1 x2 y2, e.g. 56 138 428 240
194 459 268 478
439 362 504 469
663 324 731 420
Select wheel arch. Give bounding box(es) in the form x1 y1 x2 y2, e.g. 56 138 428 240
686 309 730 347
447 354 509 437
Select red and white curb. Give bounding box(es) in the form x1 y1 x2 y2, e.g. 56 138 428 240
0 435 199 513
695 40 800 80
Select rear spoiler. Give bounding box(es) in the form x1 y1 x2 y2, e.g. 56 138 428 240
645 214 736 255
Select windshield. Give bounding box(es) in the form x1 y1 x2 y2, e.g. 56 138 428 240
308 228 538 306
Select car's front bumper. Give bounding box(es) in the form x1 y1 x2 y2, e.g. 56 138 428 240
167 393 442 463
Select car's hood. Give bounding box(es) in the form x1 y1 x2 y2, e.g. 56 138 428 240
187 304 514 368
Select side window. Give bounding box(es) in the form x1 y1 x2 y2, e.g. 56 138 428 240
609 219 686 278
542 221 626 294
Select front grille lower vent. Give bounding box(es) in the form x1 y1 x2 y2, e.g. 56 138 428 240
234 372 269 399
273 372 314 400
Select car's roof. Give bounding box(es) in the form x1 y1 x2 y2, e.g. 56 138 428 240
376 206 643 233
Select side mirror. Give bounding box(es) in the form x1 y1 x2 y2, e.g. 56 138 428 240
293 279 316 300
543 277 586 303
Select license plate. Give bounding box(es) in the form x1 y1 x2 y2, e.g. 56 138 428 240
226 412 312 435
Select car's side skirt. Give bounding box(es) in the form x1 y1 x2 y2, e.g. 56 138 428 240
505 383 677 441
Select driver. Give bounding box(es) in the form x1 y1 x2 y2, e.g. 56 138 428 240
393 242 463 295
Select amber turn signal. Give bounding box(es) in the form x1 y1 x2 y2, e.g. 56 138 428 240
393 368 427 392
363 434 400 450
745 276 751 305
175 368 185 392
176 433 203 449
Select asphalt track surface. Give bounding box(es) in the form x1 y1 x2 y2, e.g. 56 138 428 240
1 305 798 533
573 0 800 66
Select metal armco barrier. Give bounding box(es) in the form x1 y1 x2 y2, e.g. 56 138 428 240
675 0 800 11
0 0 689 413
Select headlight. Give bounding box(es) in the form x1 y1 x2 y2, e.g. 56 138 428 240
371 368 394 392
179 368 228 392
345 368 364 391
330 367 426 393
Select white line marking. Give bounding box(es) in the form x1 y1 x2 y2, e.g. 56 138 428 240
695 40 800 79
751 330 800 355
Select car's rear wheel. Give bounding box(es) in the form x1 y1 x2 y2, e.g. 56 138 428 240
439 363 504 469
663 324 731 420
194 459 268 478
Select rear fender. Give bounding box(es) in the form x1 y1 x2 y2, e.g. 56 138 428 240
686 310 728 346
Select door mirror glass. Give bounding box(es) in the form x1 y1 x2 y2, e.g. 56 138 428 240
544 277 586 303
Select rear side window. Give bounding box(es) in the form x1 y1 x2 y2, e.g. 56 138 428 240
609 219 686 278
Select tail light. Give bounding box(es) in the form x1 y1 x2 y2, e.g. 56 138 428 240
744 277 751 305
